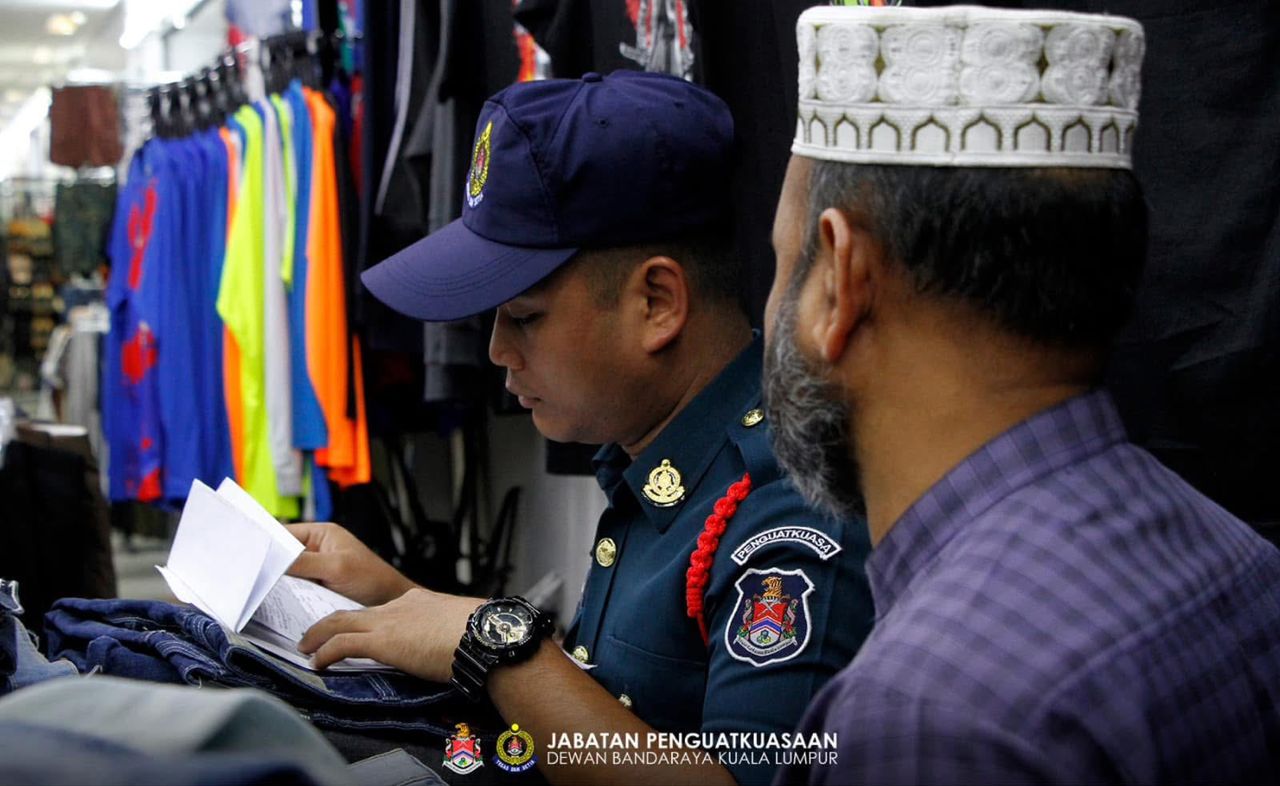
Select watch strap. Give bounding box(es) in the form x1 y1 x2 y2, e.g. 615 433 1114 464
451 634 500 702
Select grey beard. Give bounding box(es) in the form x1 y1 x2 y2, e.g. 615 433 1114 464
763 291 865 521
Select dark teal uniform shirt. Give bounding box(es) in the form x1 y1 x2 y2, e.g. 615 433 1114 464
564 337 874 785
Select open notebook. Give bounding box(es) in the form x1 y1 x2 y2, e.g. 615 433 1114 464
156 478 397 672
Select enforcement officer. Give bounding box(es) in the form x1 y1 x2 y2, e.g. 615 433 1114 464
285 71 872 786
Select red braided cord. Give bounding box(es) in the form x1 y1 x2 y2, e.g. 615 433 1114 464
685 472 752 645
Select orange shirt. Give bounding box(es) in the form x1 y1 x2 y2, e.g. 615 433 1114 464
219 126 246 484
330 336 371 487
304 89 354 472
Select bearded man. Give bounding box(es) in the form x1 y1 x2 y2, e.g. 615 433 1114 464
765 6 1280 785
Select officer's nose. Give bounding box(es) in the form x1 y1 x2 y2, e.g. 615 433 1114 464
489 312 525 371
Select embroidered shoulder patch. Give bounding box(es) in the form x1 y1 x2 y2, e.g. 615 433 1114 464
725 567 815 667
730 526 842 566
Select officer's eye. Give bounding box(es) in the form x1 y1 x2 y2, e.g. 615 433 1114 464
509 312 541 328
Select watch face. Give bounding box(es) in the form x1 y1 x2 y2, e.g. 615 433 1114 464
476 601 534 649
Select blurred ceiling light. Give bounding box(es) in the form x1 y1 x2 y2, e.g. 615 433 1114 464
31 46 54 65
66 68 117 84
3 0 117 7
0 87 53 179
120 0 201 50
46 13 84 36
70 11 88 25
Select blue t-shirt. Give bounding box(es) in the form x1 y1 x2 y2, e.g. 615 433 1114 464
196 128 234 483
154 137 205 500
104 143 168 501
284 81 328 452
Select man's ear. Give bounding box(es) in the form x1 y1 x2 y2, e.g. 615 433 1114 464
631 255 690 354
809 207 874 365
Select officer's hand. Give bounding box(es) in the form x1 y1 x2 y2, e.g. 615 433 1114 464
298 587 484 681
285 522 417 607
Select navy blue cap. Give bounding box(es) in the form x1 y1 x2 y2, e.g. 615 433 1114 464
362 70 735 322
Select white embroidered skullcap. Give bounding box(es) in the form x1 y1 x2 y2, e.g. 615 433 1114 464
794 5 1145 168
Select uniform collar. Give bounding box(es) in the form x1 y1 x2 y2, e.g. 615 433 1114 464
593 334 763 532
866 388 1129 618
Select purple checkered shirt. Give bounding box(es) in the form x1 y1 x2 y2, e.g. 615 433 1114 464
777 390 1280 785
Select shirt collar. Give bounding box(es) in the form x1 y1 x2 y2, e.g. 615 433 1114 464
867 388 1129 617
593 334 763 532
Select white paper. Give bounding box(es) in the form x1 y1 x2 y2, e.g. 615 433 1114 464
252 575 363 642
240 620 397 673
156 477 398 673
215 478 304 629
157 480 272 630
154 565 216 619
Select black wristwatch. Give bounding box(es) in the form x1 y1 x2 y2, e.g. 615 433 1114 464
451 596 553 701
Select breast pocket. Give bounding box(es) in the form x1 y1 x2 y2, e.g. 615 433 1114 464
599 634 707 732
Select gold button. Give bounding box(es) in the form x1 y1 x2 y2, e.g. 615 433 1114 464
595 538 617 567
571 645 590 663
741 408 764 428
618 694 633 708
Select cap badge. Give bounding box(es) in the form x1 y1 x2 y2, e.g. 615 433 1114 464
466 120 493 209
643 459 686 507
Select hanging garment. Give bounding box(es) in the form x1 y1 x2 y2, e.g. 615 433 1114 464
304 90 356 478
284 82 329 453
104 142 169 502
52 182 117 277
218 105 299 518
196 129 235 484
49 85 123 168
220 124 249 486
261 99 304 497
62 305 110 479
154 136 207 500
327 91 373 488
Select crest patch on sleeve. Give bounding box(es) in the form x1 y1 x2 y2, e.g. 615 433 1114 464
725 567 815 667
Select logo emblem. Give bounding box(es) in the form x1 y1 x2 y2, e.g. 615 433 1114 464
725 567 815 667
444 722 484 775
494 723 537 773
466 121 493 209
642 459 685 507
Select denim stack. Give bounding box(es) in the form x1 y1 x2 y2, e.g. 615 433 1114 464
43 597 498 736
0 579 78 697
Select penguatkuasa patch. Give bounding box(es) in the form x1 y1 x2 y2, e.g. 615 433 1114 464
730 526 842 565
725 567 814 667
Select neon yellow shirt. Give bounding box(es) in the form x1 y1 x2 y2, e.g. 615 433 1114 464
270 94 297 286
217 104 299 519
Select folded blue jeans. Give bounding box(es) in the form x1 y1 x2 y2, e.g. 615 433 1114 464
44 597 466 734
0 579 78 696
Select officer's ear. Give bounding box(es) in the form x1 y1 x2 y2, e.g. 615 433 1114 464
630 255 689 354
